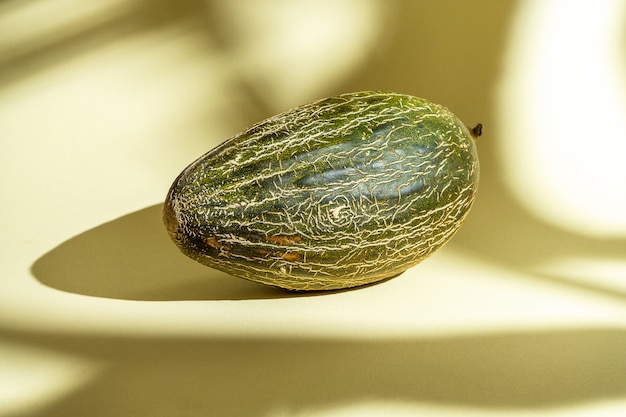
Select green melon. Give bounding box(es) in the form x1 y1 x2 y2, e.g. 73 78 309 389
164 91 480 290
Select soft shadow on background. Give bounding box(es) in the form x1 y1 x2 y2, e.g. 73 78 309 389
4 327 626 416
26 0 626 301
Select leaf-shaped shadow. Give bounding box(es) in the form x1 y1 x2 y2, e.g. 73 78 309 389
6 327 626 415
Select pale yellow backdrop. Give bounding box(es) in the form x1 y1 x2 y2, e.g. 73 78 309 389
1 0 625 416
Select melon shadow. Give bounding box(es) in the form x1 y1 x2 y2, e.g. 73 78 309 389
31 204 298 301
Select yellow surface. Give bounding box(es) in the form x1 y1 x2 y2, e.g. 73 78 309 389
1 0 625 415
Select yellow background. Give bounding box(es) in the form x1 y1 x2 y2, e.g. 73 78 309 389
1 0 625 415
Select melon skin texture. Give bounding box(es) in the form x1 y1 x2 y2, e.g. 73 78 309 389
164 91 479 290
